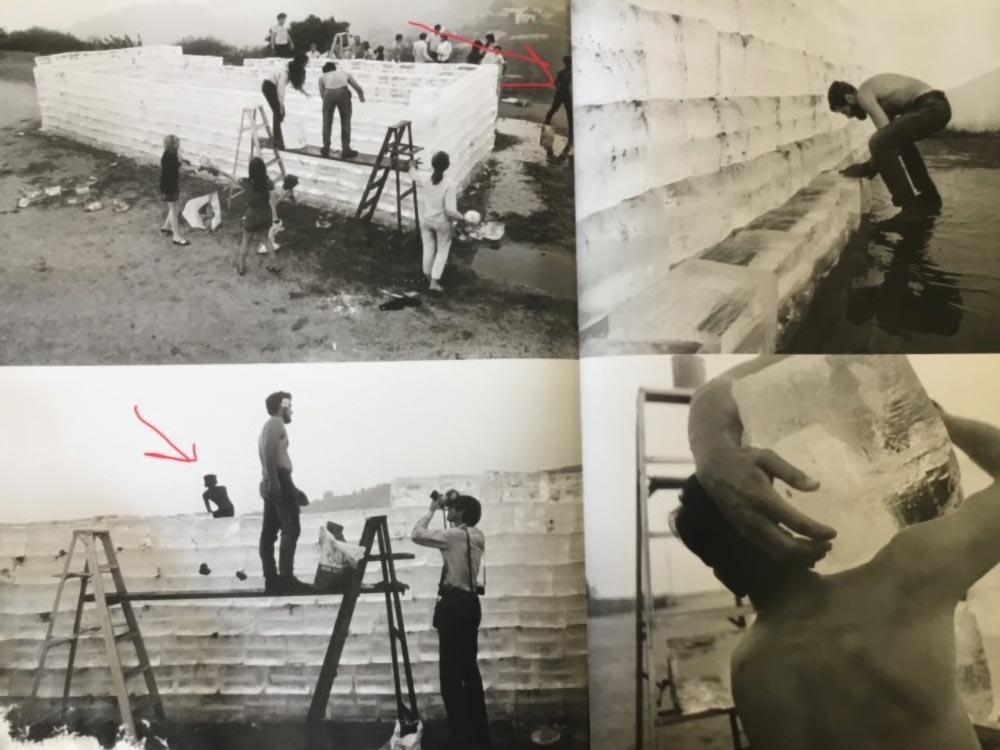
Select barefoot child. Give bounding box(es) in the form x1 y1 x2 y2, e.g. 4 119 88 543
232 160 297 275
159 135 190 246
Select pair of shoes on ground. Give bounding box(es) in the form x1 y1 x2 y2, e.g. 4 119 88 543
264 575 314 595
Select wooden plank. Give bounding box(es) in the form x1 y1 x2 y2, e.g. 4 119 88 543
85 582 399 604
279 144 411 171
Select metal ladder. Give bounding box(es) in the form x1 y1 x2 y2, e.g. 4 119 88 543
308 515 420 732
27 530 164 738
228 105 288 207
635 389 748 750
355 121 422 234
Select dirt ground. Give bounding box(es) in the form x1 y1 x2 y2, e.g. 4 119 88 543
0 53 578 365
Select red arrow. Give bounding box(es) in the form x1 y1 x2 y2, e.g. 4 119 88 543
408 21 555 89
133 405 198 463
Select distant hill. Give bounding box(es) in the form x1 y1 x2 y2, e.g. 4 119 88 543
304 483 391 513
948 66 1000 132
69 3 263 46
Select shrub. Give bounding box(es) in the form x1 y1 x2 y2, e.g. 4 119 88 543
0 27 137 54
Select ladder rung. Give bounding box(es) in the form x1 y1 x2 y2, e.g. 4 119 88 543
115 629 138 643
388 626 405 641
48 626 101 647
398 187 415 200
366 553 416 562
56 571 91 579
98 564 119 572
123 665 150 682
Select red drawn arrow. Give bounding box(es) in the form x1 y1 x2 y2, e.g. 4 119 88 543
134 405 198 463
408 21 556 90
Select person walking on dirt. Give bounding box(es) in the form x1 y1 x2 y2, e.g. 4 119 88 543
544 56 574 149
829 75 952 222
317 62 365 160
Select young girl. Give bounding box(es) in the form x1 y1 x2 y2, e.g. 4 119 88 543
159 135 189 246
234 157 277 276
415 151 473 293
260 53 309 150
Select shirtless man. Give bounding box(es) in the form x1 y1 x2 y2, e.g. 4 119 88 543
829 74 952 219
258 391 312 594
681 364 999 749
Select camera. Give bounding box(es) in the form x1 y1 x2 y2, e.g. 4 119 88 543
430 489 460 505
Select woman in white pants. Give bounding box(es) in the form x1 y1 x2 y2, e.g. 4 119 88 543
416 151 467 293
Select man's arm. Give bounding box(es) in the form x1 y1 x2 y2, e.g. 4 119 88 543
411 497 449 549
348 75 365 102
261 420 284 489
688 355 836 565
856 81 891 130
203 490 212 514
879 407 1000 601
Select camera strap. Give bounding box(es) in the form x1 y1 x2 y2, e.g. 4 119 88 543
464 528 484 595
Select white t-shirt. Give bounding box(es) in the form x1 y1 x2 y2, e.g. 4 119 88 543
437 40 453 62
270 23 290 45
413 39 432 63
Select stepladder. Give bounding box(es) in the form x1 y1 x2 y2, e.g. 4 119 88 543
228 105 287 207
26 530 164 738
635 389 749 750
355 121 423 234
308 515 420 733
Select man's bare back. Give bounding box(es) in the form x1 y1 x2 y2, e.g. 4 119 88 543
732 547 980 750
859 73 935 119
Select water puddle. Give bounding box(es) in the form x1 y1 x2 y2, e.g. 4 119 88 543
469 240 577 299
788 137 1000 352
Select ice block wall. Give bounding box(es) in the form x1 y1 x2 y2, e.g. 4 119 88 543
574 0 872 352
948 67 1000 132
33 47 498 226
0 468 587 723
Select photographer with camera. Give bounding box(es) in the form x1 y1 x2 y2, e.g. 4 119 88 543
412 490 491 750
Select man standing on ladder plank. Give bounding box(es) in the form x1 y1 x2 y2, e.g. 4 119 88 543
258 391 313 594
317 62 364 160
412 491 492 750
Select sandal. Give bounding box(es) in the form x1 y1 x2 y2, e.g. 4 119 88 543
160 228 171 235
265 265 283 274
172 238 191 246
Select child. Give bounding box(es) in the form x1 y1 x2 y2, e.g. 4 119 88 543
233 161 296 275
159 135 190 246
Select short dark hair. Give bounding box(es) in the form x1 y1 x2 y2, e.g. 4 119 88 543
450 494 482 526
419 32 427 40
203 474 217 484
828 81 857 111
670 475 781 599
277 12 287 19
563 55 571 66
395 34 403 41
265 391 291 416
322 62 336 73
485 33 495 43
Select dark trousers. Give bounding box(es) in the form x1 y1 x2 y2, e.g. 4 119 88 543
435 591 490 747
259 468 301 578
322 88 353 152
261 79 284 149
544 90 573 143
868 91 951 207
212 507 234 519
274 44 292 58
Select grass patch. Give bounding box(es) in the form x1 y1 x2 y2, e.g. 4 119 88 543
498 159 575 251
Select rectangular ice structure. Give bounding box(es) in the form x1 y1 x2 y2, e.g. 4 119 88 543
33 46 499 225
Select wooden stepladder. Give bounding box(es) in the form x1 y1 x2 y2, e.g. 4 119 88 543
27 530 164 737
355 121 422 234
308 515 420 732
228 105 287 207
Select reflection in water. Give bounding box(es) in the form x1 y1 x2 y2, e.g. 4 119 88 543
845 214 964 339
788 138 1000 353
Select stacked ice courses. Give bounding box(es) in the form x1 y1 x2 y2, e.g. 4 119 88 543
574 0 872 353
33 46 498 226
0 469 588 722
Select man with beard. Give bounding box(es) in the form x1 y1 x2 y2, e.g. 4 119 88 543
259 391 312 594
829 75 952 221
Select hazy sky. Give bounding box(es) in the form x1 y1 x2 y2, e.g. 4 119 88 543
0 359 581 523
582 355 1000 599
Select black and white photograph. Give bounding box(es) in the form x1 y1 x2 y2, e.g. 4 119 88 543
0 359 588 749
573 0 1000 355
0 0 576 365
581 353 1000 749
